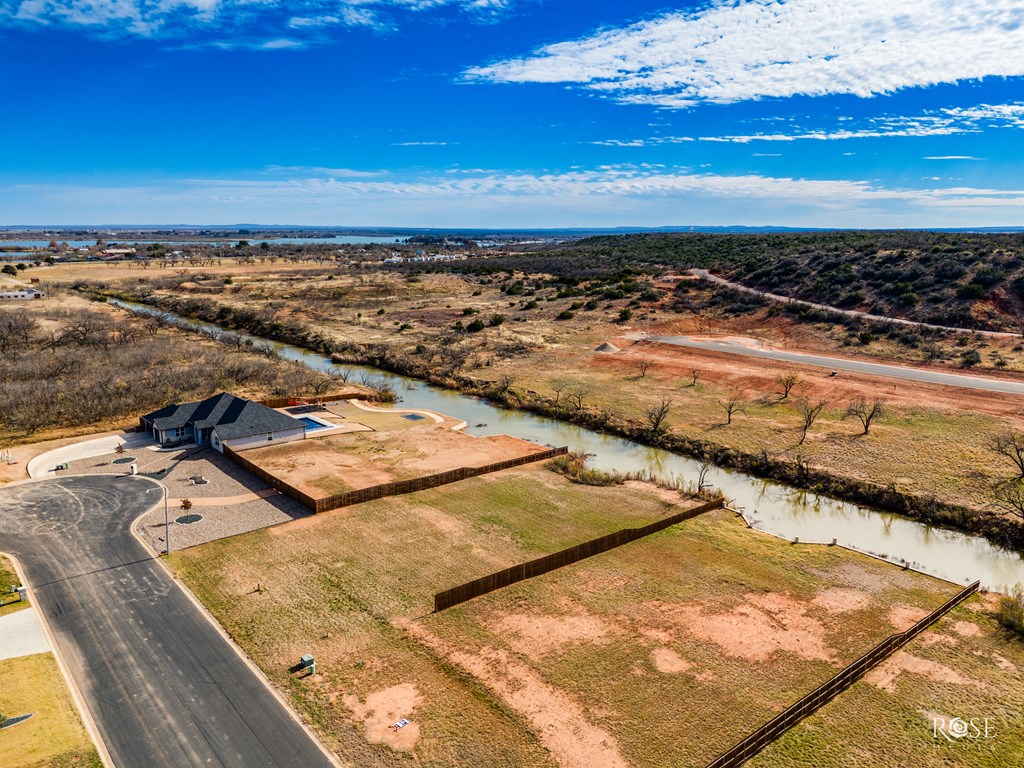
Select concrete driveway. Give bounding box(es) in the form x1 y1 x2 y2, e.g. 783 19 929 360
0 475 336 768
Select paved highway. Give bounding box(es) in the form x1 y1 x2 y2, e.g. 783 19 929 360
0 475 336 768
649 335 1024 395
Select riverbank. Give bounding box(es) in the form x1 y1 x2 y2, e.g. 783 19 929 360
99 287 1024 555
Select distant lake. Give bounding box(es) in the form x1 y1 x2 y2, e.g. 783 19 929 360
0 235 406 249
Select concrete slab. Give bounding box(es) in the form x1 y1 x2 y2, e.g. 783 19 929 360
28 432 156 478
0 606 49 660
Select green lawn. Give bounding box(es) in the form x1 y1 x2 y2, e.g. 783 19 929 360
0 653 100 768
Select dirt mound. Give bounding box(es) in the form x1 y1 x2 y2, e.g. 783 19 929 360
594 342 620 353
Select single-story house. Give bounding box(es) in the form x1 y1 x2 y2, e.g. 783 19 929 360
140 393 306 452
0 288 45 300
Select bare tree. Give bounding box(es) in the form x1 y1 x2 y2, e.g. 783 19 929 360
567 385 589 411
718 393 746 425
844 397 886 435
551 378 571 404
775 371 801 401
696 462 712 495
637 359 654 378
993 433 1024 479
687 368 700 387
645 397 672 437
494 374 515 396
994 481 1024 519
797 398 828 445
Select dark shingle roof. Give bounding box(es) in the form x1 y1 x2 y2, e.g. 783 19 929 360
143 393 302 440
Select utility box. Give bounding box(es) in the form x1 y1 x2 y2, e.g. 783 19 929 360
16 586 27 602
300 654 316 675
130 463 138 475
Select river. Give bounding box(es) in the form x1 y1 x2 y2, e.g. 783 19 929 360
110 298 1024 592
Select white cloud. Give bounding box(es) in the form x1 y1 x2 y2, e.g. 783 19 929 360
589 101 1024 146
1 0 509 38
7 165 1024 229
391 141 456 146
467 0 1024 106
923 155 982 160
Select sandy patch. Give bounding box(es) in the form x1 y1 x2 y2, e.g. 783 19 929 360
342 683 423 752
651 647 691 674
812 587 870 614
865 651 974 693
645 593 836 663
991 653 1017 672
889 605 929 631
950 620 982 637
492 611 617 660
410 625 629 768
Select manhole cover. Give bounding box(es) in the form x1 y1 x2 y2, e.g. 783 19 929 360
112 456 136 464
176 514 203 525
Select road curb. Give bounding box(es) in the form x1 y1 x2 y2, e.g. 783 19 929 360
0 550 115 768
129 504 347 768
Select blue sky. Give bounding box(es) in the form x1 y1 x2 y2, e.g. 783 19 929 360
2 0 1023 227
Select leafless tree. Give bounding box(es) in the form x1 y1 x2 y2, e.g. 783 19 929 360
994 481 1024 519
637 359 654 378
718 393 746 425
993 432 1024 479
775 371 801 401
494 374 515 395
696 462 712 495
797 398 828 445
687 368 700 387
551 378 571 404
645 397 672 436
844 397 886 435
567 385 589 411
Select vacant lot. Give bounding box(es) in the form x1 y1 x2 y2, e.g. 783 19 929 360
168 468 982 768
244 423 544 497
0 653 100 768
751 594 1024 768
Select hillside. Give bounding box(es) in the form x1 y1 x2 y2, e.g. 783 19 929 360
561 231 1024 332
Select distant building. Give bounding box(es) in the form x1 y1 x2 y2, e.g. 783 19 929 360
140 393 306 452
0 288 45 300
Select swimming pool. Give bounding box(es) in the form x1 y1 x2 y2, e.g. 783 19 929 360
298 416 331 431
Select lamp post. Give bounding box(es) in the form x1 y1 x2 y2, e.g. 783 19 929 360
146 486 170 554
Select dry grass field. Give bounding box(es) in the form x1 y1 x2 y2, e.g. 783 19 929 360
52 262 1024 515
163 467 1015 768
244 421 544 497
0 653 100 768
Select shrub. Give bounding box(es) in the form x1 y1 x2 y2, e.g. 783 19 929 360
549 452 624 486
556 310 575 321
466 318 486 332
996 587 1024 637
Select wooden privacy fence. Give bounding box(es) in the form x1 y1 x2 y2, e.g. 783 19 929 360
224 444 568 514
434 497 725 612
224 443 318 510
257 392 372 409
312 446 568 513
704 579 981 768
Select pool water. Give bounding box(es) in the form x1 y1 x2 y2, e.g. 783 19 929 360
298 416 331 431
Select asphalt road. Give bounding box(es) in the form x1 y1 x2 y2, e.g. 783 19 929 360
0 475 336 768
648 335 1024 395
